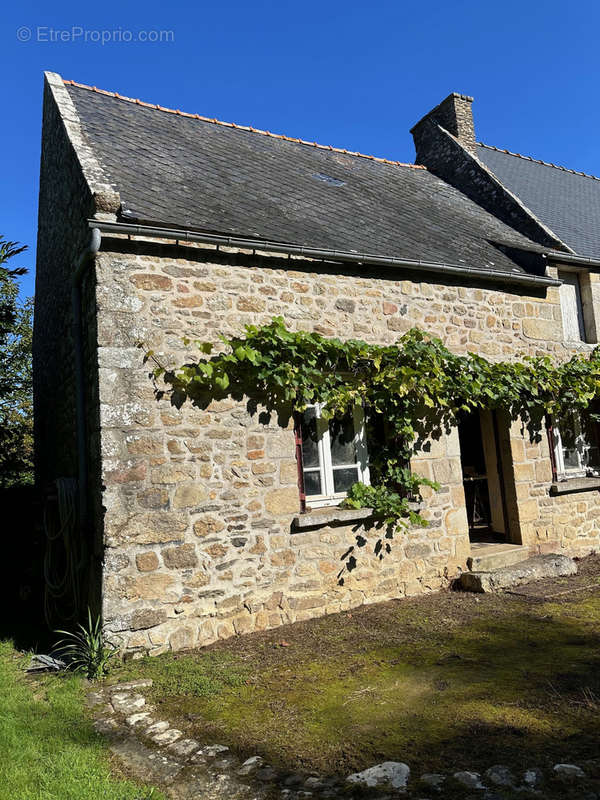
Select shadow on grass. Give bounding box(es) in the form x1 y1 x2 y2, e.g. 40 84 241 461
119 589 600 785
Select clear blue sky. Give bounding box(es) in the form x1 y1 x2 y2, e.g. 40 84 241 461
3 0 600 299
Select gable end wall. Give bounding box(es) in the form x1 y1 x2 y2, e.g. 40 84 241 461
34 75 116 619
34 78 97 484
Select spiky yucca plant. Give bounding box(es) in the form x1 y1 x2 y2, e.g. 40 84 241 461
54 609 118 680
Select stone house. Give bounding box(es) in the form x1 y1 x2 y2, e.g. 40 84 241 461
34 73 600 654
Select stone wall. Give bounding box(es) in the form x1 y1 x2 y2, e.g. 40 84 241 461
411 92 477 153
34 76 95 483
93 238 600 654
505 418 600 557
34 73 121 618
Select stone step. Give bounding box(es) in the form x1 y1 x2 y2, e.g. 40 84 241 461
467 543 530 572
459 553 577 593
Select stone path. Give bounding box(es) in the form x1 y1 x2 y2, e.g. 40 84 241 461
90 680 309 799
90 681 599 799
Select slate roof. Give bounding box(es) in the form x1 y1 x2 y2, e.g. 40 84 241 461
477 143 600 259
63 80 546 277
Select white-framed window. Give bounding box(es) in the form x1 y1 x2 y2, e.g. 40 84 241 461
298 404 370 508
552 412 600 479
558 269 587 343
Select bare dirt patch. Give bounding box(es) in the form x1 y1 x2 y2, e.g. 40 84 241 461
115 554 600 792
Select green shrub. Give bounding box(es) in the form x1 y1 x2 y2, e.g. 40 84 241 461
54 609 118 680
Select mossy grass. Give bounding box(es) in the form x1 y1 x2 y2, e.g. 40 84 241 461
116 557 600 782
114 649 248 699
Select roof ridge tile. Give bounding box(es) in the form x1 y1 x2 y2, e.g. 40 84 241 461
63 78 425 170
477 141 600 182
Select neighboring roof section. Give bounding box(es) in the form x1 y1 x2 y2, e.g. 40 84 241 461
477 143 600 259
60 78 546 278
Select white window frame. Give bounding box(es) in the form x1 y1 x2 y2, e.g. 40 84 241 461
558 269 587 343
552 413 600 480
300 403 370 508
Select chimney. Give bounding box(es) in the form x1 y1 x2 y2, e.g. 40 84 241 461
408 92 569 251
411 92 476 157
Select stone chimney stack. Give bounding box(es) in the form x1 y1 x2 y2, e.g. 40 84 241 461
411 92 476 158
408 92 568 251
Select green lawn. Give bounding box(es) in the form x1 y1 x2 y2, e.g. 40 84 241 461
0 640 164 800
115 556 600 787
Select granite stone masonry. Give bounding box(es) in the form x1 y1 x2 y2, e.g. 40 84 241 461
94 241 600 652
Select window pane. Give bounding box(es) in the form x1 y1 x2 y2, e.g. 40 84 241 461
303 470 322 496
582 412 600 469
301 407 320 468
329 414 357 466
333 466 359 493
560 414 583 470
563 447 581 469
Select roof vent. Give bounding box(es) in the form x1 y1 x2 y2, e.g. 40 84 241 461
312 172 345 187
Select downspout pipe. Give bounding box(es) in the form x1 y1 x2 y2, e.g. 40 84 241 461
89 219 562 289
71 227 101 537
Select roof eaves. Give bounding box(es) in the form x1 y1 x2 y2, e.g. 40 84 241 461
89 218 562 289
545 250 600 269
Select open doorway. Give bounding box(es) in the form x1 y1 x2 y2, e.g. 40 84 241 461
457 410 507 542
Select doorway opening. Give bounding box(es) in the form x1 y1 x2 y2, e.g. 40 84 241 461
457 410 507 542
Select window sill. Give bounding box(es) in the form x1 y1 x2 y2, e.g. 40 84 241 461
291 506 374 531
291 500 422 531
550 477 600 496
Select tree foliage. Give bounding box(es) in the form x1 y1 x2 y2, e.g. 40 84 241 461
150 317 600 527
0 238 33 487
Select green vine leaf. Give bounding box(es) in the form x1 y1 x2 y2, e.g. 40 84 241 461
157 317 600 528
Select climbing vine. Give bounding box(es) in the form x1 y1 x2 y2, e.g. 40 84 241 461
148 317 600 529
